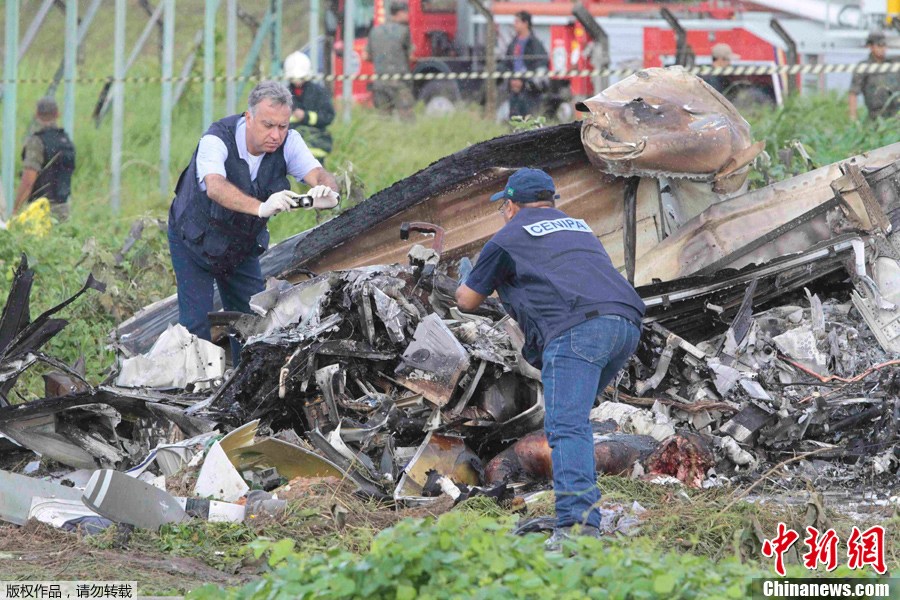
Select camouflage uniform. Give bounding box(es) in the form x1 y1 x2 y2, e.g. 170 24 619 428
366 21 415 117
850 55 900 119
20 127 47 174
21 122 75 220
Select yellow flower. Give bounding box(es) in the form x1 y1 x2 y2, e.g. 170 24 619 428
9 197 52 238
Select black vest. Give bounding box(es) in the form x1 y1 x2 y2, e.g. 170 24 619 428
23 127 75 204
170 114 290 274
489 207 645 368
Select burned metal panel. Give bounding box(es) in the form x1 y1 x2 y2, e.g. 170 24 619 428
637 236 860 340
865 160 900 231
299 162 628 275
395 314 470 407
289 122 586 276
0 391 216 470
0 259 104 403
632 143 900 286
0 256 34 359
577 66 763 191
394 432 481 501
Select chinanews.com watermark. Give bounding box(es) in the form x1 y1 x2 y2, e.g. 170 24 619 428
747 522 898 599
750 578 899 599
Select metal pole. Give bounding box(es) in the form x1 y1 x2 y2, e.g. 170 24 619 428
111 0 126 214
572 2 608 92
661 8 694 67
236 10 275 100
203 0 220 127
173 30 204 107
770 18 798 96
2 0 20 217
18 0 55 58
310 0 320 74
0 0 48 105
226 0 237 114
468 0 495 119
342 0 355 123
63 0 78 136
160 0 175 195
270 0 283 77
94 1 165 126
45 0 102 98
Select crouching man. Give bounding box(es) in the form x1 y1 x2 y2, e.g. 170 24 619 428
168 81 340 361
455 168 645 548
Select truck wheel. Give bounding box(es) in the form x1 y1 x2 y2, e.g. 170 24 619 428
419 80 460 117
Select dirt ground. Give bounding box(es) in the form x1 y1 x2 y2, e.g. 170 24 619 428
0 521 245 595
0 478 455 597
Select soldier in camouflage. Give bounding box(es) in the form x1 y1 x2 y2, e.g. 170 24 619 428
363 1 415 121
14 97 76 221
849 31 899 121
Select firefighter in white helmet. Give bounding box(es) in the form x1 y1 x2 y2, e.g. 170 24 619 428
284 51 335 165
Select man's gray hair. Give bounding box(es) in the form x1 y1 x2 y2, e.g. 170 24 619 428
247 81 292 115
36 96 59 118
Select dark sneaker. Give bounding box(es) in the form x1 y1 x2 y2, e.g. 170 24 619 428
544 524 603 551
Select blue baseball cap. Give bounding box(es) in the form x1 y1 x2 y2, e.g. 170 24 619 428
489 168 558 203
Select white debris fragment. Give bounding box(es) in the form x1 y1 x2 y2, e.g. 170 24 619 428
194 441 249 502
116 323 224 390
872 449 897 475
772 326 828 374
707 359 741 395
716 435 757 467
590 402 676 442
739 378 772 401
436 475 462 500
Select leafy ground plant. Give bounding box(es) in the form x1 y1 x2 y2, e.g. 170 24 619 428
189 509 858 600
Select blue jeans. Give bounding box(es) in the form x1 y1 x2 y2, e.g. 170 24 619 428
542 315 641 528
167 222 264 363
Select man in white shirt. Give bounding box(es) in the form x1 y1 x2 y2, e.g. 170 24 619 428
167 81 340 362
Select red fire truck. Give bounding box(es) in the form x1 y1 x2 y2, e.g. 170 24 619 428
322 0 891 118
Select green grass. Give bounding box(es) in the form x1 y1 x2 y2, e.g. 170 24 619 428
185 496 890 600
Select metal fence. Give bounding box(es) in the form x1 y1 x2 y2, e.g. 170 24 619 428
2 0 896 218
0 0 297 217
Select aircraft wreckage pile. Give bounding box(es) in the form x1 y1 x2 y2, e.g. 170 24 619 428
2 67 900 533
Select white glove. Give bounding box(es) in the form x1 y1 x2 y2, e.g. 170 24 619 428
307 185 340 209
258 191 301 218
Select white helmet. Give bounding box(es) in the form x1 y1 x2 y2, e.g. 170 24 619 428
284 51 312 81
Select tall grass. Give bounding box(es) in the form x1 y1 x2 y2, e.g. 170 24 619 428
750 92 899 166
